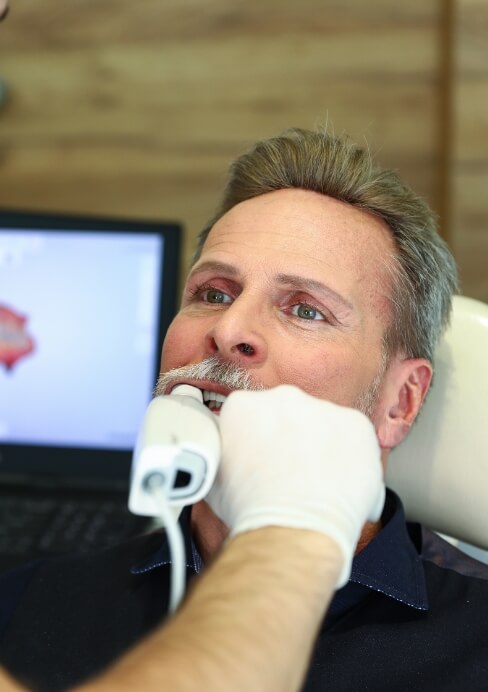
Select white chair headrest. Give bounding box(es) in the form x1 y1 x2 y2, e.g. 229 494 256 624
386 295 488 549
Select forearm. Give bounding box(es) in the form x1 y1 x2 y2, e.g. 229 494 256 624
0 669 22 691
81 527 342 692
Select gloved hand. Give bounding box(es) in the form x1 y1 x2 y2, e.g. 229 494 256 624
207 384 385 588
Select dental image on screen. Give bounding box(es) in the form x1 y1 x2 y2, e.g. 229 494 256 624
0 230 163 450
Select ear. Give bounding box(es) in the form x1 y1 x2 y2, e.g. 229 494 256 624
376 358 432 450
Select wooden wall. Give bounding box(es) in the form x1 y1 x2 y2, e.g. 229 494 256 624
453 0 488 299
0 0 485 302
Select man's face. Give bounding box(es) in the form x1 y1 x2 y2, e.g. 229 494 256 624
161 188 397 422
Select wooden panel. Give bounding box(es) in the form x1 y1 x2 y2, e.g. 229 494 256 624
0 1 443 282
452 0 488 301
453 170 488 298
456 0 488 74
455 80 488 163
0 1 441 49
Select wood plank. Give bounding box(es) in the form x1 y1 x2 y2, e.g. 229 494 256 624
456 0 488 74
0 0 440 50
0 0 443 287
455 80 488 164
452 0 488 302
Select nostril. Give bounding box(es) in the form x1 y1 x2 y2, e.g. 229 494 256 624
237 343 255 355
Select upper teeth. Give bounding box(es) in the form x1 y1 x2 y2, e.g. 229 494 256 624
202 390 227 404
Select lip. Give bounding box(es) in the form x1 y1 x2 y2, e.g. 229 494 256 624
167 379 235 397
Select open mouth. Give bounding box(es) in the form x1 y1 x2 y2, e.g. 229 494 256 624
169 382 231 413
202 389 228 413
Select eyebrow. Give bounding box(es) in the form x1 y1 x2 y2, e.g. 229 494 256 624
189 260 354 312
189 260 239 279
275 273 354 312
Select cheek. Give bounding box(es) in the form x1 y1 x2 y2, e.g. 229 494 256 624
273 344 370 405
160 316 197 371
270 346 332 393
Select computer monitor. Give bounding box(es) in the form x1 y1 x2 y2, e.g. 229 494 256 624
0 209 181 489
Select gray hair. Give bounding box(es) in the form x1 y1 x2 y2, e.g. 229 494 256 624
192 127 458 362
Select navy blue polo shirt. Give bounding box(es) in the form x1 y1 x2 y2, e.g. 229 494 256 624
1 489 488 692
130 489 429 623
327 489 428 622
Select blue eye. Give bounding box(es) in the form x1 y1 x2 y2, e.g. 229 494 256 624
291 303 325 321
203 289 231 304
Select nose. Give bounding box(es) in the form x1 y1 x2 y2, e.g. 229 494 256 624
204 296 268 365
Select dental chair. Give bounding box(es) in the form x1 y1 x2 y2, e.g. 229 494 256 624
386 295 488 563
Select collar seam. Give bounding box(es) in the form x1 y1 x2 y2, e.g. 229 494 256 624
348 577 429 611
130 559 197 575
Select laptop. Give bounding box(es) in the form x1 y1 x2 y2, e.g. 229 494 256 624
0 209 181 572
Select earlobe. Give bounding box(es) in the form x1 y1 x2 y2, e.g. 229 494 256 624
377 359 432 450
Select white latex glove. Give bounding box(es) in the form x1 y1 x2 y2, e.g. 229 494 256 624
207 385 385 588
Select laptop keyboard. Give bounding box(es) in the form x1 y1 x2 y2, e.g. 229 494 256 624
0 495 152 564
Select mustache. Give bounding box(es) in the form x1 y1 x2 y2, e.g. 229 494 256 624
154 356 265 397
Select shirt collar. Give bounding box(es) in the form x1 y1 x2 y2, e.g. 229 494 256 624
131 489 429 614
130 506 202 576
344 488 429 611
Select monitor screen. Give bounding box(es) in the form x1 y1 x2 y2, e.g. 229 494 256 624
0 210 181 478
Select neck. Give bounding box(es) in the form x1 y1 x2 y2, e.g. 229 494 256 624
191 501 383 565
191 500 230 564
355 520 382 555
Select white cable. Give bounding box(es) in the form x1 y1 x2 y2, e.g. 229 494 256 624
145 473 186 614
